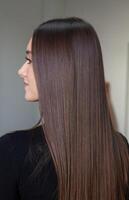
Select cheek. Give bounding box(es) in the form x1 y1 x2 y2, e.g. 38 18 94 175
28 68 38 98
27 66 34 82
29 68 37 88
24 81 38 101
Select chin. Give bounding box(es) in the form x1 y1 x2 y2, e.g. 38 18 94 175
25 95 38 102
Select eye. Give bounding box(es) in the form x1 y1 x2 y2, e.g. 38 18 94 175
25 57 32 64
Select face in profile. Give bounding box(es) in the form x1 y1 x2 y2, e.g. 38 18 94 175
18 38 39 102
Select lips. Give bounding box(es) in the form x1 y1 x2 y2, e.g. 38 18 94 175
24 81 29 85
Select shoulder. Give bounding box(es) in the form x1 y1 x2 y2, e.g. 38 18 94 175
115 131 129 145
0 126 47 199
119 132 129 143
0 125 44 179
0 125 43 149
113 131 129 155
0 125 43 152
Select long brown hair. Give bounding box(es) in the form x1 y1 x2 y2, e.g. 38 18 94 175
32 17 129 200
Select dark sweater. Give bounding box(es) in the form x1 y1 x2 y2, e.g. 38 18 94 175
0 126 129 199
0 125 58 200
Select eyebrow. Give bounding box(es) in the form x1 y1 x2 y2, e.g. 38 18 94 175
26 50 32 55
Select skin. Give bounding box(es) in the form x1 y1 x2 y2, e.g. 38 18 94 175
18 38 39 102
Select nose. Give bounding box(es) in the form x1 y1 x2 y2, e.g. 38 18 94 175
18 62 27 78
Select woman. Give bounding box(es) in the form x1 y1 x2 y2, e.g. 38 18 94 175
0 17 129 200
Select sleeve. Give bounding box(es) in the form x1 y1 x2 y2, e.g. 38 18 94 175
0 134 19 200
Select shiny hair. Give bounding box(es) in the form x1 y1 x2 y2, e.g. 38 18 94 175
32 17 129 200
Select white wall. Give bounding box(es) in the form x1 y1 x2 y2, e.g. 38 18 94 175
64 0 129 138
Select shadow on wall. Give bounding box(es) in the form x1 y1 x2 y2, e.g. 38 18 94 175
106 82 118 131
124 43 129 136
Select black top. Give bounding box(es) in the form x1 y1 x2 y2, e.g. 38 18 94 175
0 126 129 199
0 125 58 200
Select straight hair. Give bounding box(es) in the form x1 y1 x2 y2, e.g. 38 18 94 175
32 17 129 200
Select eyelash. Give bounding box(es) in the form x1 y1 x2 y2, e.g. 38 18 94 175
25 57 32 64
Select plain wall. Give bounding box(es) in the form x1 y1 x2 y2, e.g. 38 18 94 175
0 0 43 134
42 0 65 20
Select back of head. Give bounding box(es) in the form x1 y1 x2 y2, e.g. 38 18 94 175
32 17 129 200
